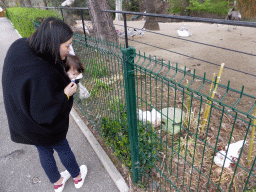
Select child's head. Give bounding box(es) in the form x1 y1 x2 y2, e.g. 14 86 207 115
66 54 84 79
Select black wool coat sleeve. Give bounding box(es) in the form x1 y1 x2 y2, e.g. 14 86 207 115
2 38 73 146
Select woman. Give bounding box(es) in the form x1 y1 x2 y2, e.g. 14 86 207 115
2 17 87 192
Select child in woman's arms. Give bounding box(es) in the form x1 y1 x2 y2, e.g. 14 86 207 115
66 54 90 99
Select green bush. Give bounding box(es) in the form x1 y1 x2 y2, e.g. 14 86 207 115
187 0 229 16
101 102 159 172
83 54 108 78
167 0 188 14
6 7 61 37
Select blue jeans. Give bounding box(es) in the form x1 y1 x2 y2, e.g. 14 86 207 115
35 138 80 183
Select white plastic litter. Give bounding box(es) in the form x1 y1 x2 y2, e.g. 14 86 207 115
177 27 192 37
61 0 74 6
138 108 161 127
78 83 90 99
214 140 246 168
71 73 90 99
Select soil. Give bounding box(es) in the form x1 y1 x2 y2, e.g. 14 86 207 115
113 20 256 99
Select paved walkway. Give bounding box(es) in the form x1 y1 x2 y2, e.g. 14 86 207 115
0 17 128 192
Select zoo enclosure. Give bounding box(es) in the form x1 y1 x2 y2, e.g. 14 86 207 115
6 6 256 191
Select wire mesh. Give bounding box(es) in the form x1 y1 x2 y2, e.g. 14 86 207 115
132 52 256 191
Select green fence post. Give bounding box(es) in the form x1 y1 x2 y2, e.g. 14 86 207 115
121 47 140 183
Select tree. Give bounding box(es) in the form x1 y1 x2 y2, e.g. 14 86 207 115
130 0 139 12
24 0 32 7
115 0 122 21
19 0 25 7
143 0 159 30
237 0 256 18
42 0 47 7
86 0 118 43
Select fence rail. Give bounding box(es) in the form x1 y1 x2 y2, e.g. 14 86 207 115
6 6 256 191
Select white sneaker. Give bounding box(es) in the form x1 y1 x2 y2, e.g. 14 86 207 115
54 170 71 192
74 165 88 189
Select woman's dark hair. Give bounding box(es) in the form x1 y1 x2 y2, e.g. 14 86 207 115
65 54 85 73
27 17 73 65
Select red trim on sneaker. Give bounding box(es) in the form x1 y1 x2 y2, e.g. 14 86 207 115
54 184 63 189
74 178 82 184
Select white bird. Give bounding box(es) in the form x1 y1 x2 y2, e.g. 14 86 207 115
177 27 192 37
137 28 145 36
214 140 246 168
225 1 241 30
127 28 137 38
138 108 161 127
61 0 75 7
0 7 3 12
118 31 125 37
225 140 245 158
118 28 145 38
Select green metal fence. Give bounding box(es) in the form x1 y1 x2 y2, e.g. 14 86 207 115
72 33 256 191
7 8 256 191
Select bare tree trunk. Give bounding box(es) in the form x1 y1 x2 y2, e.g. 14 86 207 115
86 0 117 43
115 0 122 21
19 0 25 7
24 0 32 7
42 0 47 7
143 0 159 30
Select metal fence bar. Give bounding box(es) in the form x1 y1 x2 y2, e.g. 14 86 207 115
33 6 89 10
122 47 140 183
80 9 87 44
103 10 256 28
123 13 128 48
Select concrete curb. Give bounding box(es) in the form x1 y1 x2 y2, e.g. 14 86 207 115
70 108 129 192
8 19 22 38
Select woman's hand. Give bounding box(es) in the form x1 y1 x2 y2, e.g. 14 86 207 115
64 82 77 96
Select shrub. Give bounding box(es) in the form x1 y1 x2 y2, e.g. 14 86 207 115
187 0 229 16
6 7 61 37
83 54 108 78
101 102 159 172
167 0 189 14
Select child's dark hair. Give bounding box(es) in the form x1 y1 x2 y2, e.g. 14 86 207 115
66 54 85 73
27 17 73 65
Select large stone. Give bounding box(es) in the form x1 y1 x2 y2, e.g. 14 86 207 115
161 107 184 135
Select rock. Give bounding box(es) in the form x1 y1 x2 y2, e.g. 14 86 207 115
32 177 41 184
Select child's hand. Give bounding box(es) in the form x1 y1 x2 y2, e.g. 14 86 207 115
64 82 77 96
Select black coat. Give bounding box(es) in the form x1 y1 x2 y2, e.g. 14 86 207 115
2 38 73 146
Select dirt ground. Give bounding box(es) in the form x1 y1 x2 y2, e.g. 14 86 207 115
113 20 256 99
75 20 256 191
